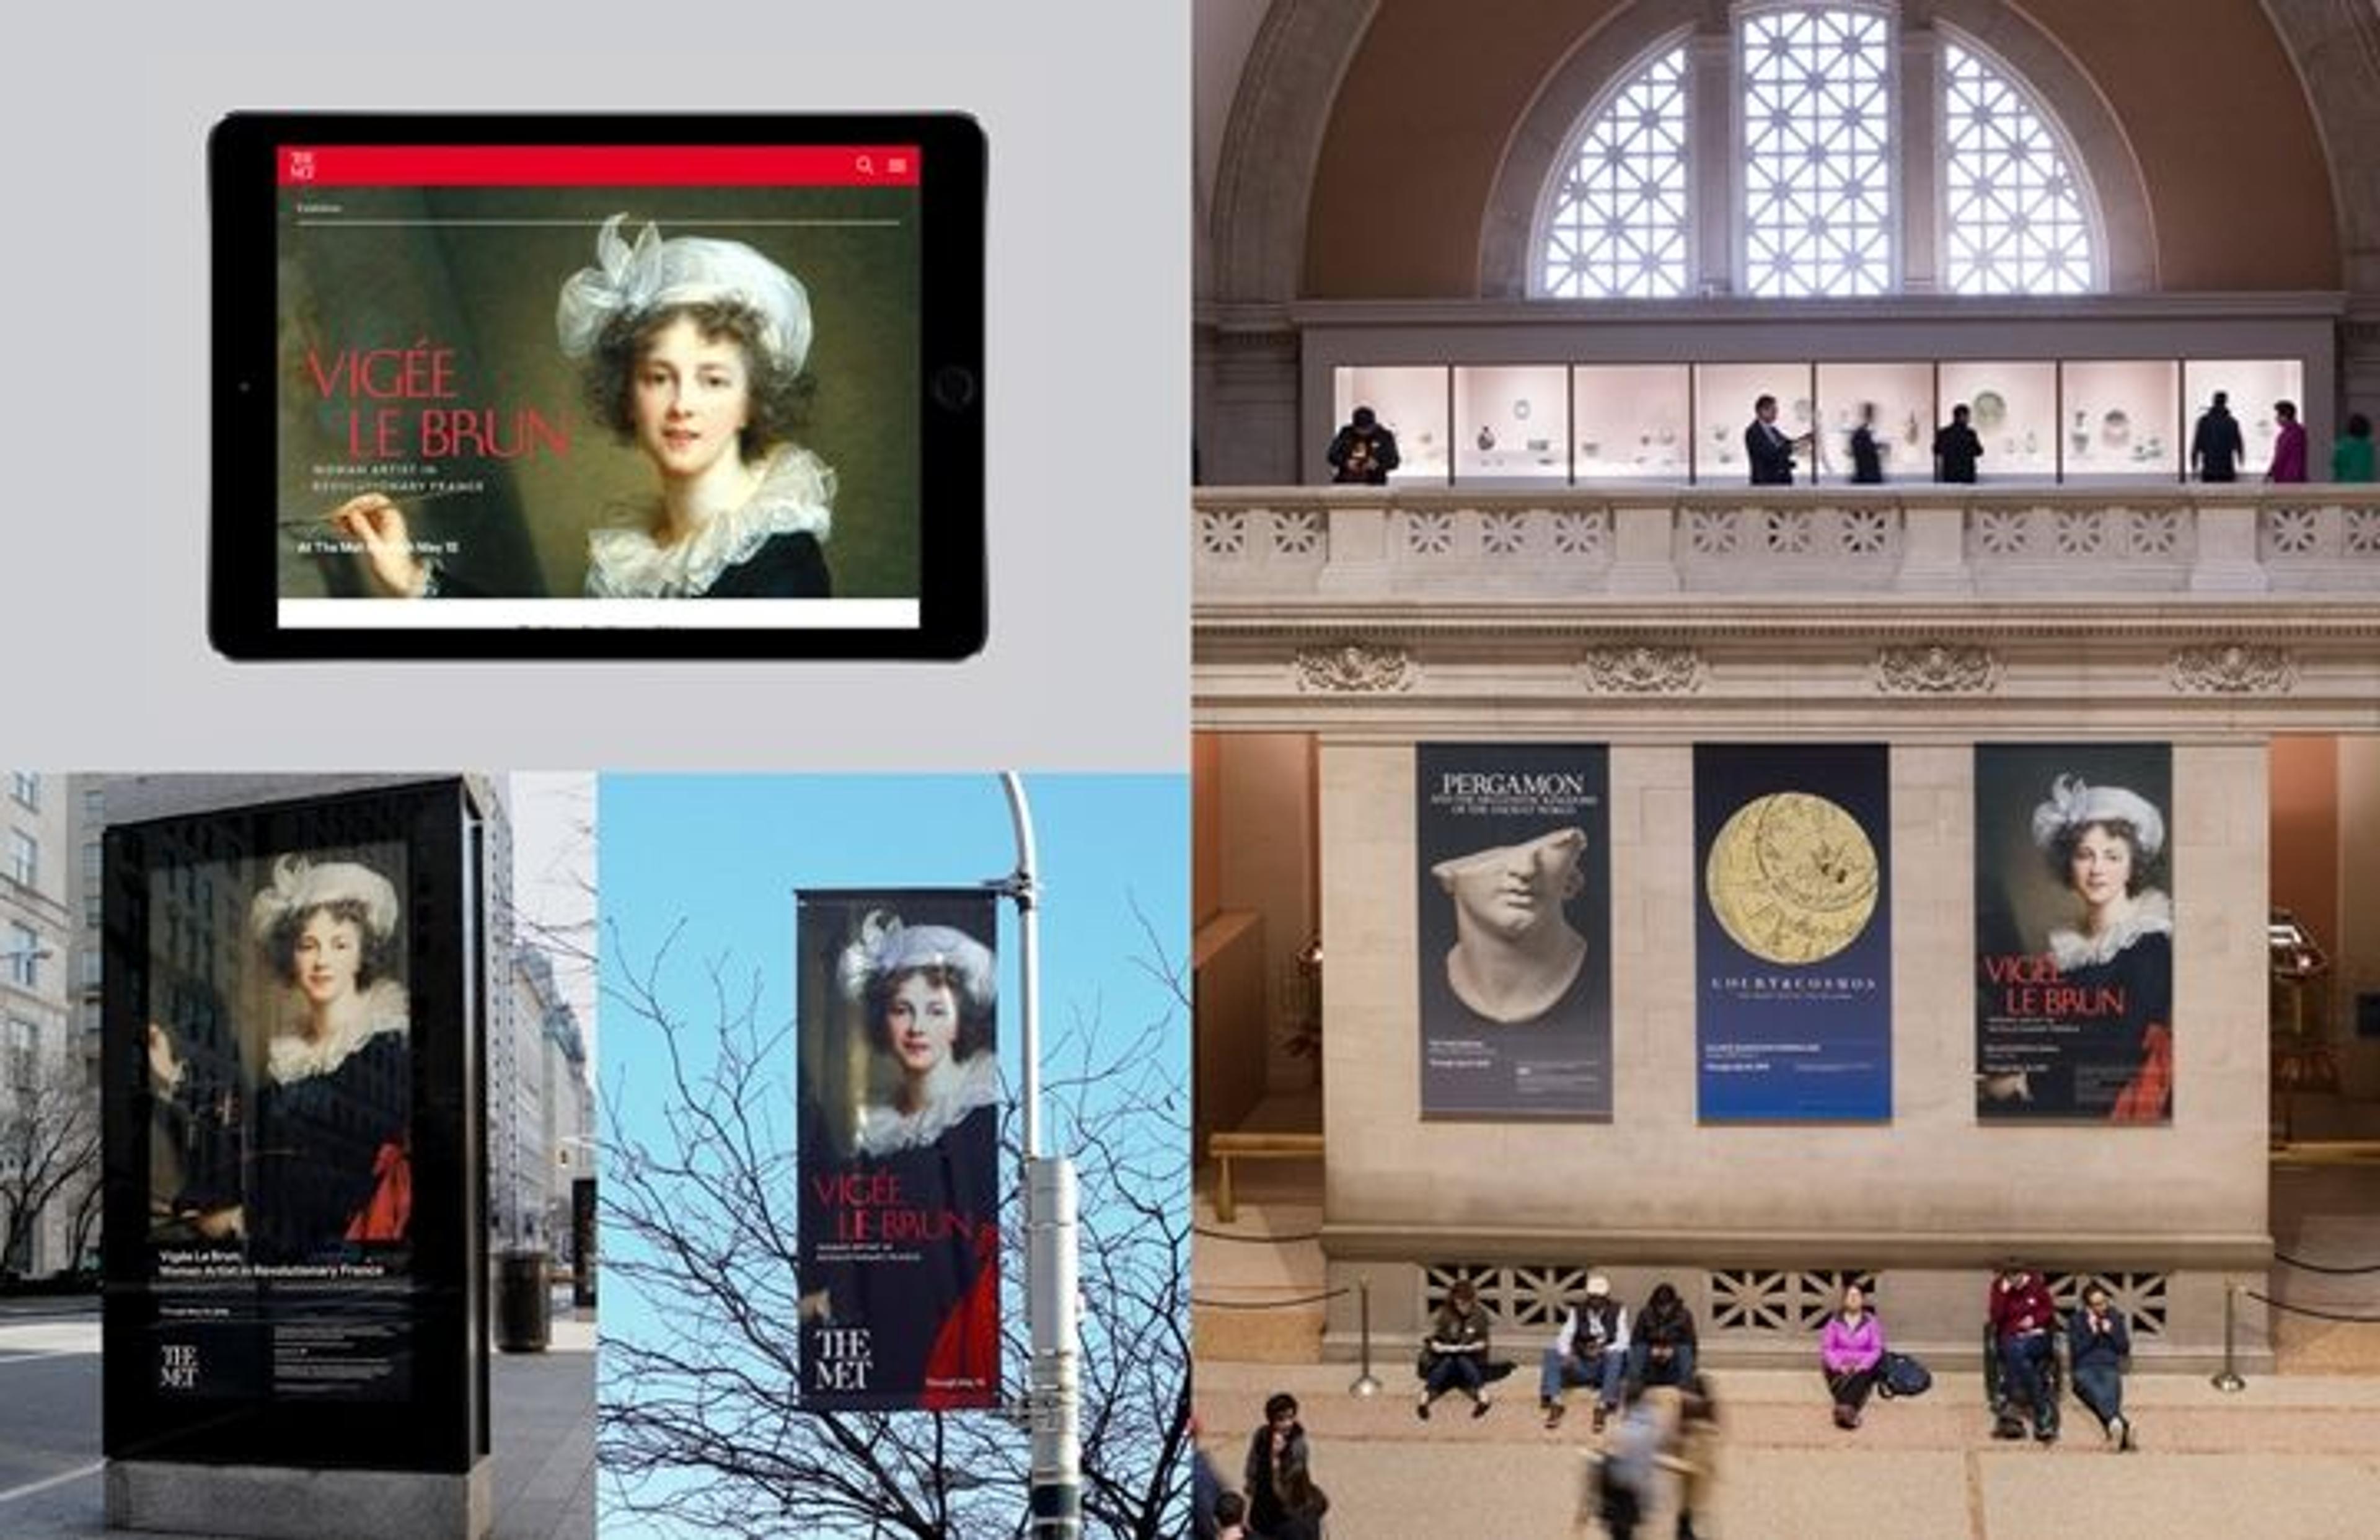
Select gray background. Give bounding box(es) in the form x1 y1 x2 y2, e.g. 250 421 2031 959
0 1 1188 770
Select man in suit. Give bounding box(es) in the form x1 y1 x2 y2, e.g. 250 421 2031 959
1746 394 1805 485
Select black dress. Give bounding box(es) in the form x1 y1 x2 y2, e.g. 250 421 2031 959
248 1031 410 1264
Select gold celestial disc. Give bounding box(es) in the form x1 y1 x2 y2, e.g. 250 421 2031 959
1704 791 1880 964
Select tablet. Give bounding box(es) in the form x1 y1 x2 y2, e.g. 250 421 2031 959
209 113 984 659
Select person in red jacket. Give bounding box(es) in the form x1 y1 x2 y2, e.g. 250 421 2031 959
1989 1262 2060 1441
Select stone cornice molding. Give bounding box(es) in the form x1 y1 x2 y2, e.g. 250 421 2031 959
1313 1224 2273 1271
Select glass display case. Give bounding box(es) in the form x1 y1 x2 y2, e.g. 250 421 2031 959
2183 359 2304 478
1573 364 1691 481
1696 363 1815 483
2061 359 2180 479
1334 366 1450 483
1937 361 2057 480
1455 365 1571 484
1815 361 1932 483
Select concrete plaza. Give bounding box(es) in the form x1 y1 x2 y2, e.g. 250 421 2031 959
0 1296 593 1540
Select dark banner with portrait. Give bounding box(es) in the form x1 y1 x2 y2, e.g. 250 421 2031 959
1414 744 1613 1120
798 890 1002 1410
1695 744 1892 1121
104 781 485 1473
1975 744 2174 1123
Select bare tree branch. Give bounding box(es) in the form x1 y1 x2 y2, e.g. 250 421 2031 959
597 909 1189 1539
0 1057 100 1275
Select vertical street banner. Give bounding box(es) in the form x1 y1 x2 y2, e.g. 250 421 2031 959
1415 744 1612 1120
1695 744 1892 1120
1975 744 2174 1123
798 891 1001 1410
105 782 484 1474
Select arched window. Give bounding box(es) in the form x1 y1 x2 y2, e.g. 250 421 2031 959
1527 2 2103 299
1740 4 1895 296
1939 37 2098 294
1538 43 1692 299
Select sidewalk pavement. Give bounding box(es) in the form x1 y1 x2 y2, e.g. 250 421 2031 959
0 1308 593 1540
1197 1357 2380 1539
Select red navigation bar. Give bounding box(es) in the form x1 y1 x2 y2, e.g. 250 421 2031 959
279 145 922 187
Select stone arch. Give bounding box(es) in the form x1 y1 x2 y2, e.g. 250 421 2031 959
1209 0 1382 304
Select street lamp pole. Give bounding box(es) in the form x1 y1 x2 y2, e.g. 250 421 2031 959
998 773 1081 1538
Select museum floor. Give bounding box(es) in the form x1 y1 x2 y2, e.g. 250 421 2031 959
1192 1092 2380 1537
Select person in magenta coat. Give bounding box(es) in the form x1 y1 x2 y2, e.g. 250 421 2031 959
1818 1282 1886 1429
2268 400 2309 483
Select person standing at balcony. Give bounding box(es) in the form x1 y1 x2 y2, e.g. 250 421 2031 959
2191 392 2245 482
2332 413 2375 482
1327 405 1401 485
1745 395 1804 486
1933 404 1982 484
1848 402 1885 484
2267 400 2309 483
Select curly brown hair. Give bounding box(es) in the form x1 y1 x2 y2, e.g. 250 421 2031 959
582 299 814 462
261 900 397 990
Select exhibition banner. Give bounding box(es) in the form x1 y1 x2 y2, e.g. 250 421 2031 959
1975 744 2174 1123
1414 744 1612 1120
797 891 1002 1410
105 781 485 1472
1695 744 1892 1120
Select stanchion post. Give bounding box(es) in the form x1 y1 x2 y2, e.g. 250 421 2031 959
2211 1281 2246 1393
1351 1280 1382 1397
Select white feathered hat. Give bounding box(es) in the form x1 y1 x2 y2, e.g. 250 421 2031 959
555 214 813 372
248 856 400 945
2030 774 2164 861
835 909 995 1011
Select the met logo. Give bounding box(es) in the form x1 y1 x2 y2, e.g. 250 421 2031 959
811 1326 874 1393
159 1343 200 1391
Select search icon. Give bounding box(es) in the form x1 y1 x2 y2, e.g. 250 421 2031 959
856 154 875 175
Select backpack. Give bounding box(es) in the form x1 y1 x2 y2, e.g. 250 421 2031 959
1877 1350 1933 1398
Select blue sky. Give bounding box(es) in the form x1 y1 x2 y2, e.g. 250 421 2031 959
597 774 1188 1069
594 773 1189 1534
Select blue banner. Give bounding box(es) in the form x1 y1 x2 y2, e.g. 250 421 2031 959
1695 744 1892 1120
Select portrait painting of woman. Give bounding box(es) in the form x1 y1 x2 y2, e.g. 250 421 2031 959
330 214 835 600
1977 755 2174 1122
842 909 1001 1158
149 856 413 1263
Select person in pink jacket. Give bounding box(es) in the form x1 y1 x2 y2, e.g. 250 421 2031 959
2268 400 2309 483
1819 1282 1886 1429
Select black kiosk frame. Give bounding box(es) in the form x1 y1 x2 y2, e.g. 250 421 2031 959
103 780 488 1482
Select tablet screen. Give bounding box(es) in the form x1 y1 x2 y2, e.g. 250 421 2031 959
272 144 922 628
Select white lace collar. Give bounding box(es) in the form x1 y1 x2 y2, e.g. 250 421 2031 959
2048 887 2172 971
266 980 410 1085
853 1052 1000 1158
583 446 835 598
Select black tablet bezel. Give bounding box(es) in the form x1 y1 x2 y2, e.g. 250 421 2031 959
209 112 984 661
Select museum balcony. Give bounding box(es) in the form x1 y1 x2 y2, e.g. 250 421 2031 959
1192 485 2380 733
